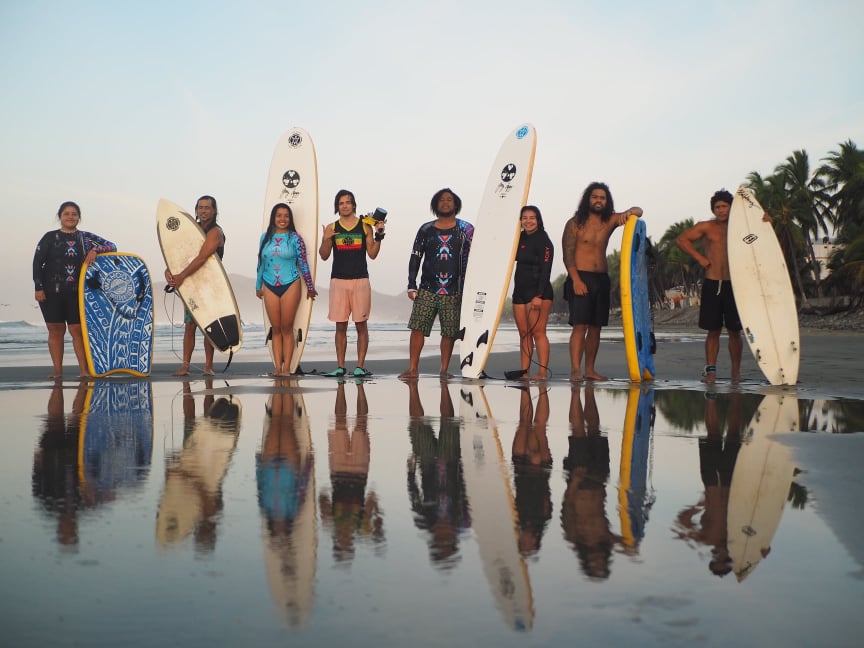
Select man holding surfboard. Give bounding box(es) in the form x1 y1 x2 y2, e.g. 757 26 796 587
318 189 385 378
399 188 474 380
164 195 224 376
562 182 642 381
676 189 744 384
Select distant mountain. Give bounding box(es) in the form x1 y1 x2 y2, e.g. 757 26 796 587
153 274 412 325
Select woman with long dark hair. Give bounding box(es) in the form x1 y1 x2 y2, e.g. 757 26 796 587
256 203 317 376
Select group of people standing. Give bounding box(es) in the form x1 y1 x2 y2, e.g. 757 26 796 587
33 183 745 382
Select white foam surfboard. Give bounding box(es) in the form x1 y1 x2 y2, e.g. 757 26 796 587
728 186 799 385
727 393 799 582
458 385 534 630
261 128 319 373
459 124 537 378
156 198 243 354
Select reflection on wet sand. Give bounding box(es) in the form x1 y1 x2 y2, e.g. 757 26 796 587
511 386 552 558
617 387 655 554
460 385 534 631
32 381 153 550
727 393 800 581
319 381 384 564
257 379 317 626
406 380 469 568
562 384 621 580
156 380 241 553
672 391 744 577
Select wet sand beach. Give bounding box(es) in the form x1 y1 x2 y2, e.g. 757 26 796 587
2 331 861 400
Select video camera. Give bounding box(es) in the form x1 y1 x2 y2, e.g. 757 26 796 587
361 208 388 242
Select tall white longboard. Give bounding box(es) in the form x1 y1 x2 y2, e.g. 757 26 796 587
458 385 534 630
728 186 799 385
156 198 243 354
727 393 799 582
459 124 537 378
260 128 318 373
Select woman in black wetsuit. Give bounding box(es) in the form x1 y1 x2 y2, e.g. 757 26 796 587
32 201 116 379
512 205 554 380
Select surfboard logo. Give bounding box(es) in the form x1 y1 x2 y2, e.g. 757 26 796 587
516 126 529 139
737 187 757 208
501 164 517 182
166 216 181 231
287 132 303 148
743 234 759 244
282 170 301 189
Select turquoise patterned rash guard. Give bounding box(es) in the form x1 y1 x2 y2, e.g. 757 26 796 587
256 231 315 293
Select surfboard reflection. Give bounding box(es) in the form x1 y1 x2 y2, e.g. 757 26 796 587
155 381 241 553
32 380 153 550
617 387 655 554
727 393 800 581
257 380 317 627
460 385 535 631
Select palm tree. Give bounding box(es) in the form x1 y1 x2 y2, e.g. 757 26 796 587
655 219 698 297
820 140 864 242
775 150 833 294
746 171 812 305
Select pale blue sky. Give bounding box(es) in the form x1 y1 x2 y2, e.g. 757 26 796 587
2 0 862 310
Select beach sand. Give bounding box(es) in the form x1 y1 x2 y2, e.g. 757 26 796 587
2 331 861 400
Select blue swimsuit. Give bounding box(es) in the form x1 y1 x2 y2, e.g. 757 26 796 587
256 231 315 296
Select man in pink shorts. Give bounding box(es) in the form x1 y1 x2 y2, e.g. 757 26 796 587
318 189 386 378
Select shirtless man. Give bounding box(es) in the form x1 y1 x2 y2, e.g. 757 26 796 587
676 189 743 384
562 182 642 381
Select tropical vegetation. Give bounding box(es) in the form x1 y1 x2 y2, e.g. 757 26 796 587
549 138 864 314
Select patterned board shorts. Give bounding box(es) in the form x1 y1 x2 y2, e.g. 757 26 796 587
407 290 461 337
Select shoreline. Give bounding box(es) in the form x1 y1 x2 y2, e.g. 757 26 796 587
3 331 861 401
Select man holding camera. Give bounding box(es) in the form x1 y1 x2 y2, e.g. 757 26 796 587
319 189 386 378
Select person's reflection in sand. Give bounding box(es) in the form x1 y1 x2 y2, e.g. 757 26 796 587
511 386 552 557
156 379 241 554
405 380 469 568
673 391 743 577
561 384 621 580
32 382 88 550
319 381 384 564
257 379 317 626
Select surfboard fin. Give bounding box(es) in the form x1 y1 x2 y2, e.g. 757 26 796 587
460 352 473 369
475 330 489 348
205 316 241 352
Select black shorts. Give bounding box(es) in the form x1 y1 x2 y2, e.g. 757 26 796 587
699 279 742 332
39 285 81 325
565 271 610 327
512 280 553 305
699 437 741 487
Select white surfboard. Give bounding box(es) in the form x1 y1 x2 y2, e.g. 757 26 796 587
459 124 537 378
458 385 534 630
727 393 799 582
728 186 799 385
156 198 243 354
260 386 317 626
261 128 319 373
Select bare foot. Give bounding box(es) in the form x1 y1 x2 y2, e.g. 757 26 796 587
173 365 190 377
531 373 549 381
203 368 215 376
731 373 741 384
569 372 583 383
439 372 455 382
49 373 62 380
584 372 607 381
398 370 419 381
701 373 716 385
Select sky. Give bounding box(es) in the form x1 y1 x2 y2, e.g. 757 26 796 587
2 0 862 321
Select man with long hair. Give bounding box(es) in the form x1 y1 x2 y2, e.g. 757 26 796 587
562 182 642 381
